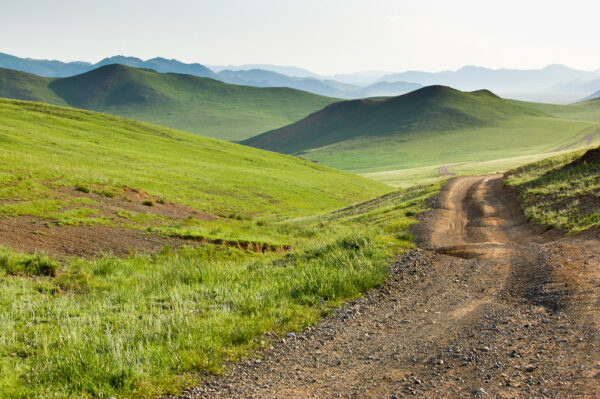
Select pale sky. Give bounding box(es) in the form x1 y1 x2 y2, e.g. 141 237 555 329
1 0 599 75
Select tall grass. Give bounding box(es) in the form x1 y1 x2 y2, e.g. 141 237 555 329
0 183 440 399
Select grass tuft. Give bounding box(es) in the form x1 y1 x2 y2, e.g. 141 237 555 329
0 248 59 277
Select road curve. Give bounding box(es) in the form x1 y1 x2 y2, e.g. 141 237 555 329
175 175 600 399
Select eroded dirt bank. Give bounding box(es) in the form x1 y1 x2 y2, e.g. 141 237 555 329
175 175 599 398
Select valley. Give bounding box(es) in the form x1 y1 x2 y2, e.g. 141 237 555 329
245 86 600 184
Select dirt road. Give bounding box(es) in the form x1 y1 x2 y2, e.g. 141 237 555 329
177 175 599 398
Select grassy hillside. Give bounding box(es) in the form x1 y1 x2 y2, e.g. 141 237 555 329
0 98 442 399
0 68 63 104
245 86 599 177
509 97 600 123
505 147 600 233
0 65 337 141
0 98 387 217
245 86 545 153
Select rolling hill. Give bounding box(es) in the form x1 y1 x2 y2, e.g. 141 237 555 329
0 97 389 217
0 65 337 141
245 86 599 175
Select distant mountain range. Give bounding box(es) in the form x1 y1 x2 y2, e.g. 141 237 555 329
0 53 218 79
0 64 335 141
377 65 600 103
0 53 420 99
1 52 600 102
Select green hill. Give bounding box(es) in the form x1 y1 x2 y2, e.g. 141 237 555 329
0 97 387 217
244 86 598 175
0 68 62 104
0 65 337 141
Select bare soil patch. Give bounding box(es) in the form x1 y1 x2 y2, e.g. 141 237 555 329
0 185 221 259
59 186 215 221
0 216 197 258
176 175 600 398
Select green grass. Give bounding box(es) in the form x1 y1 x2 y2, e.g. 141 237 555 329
505 147 600 233
0 65 337 141
244 86 599 176
0 98 388 222
0 98 437 398
360 151 596 188
310 118 597 174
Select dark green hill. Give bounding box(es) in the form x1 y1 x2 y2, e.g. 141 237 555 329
244 86 597 175
0 65 337 141
244 86 546 153
0 68 63 104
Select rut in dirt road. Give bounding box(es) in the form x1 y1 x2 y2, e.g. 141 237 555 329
174 175 600 399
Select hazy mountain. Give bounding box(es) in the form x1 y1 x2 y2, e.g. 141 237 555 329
323 71 396 85
216 69 362 97
353 81 422 98
1 53 418 98
207 64 320 78
0 52 91 77
3 53 599 103
216 69 422 98
378 65 600 103
0 53 217 79
583 89 600 101
95 56 217 78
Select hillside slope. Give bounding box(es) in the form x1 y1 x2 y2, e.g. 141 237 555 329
508 97 600 123
505 147 600 232
0 68 64 104
0 98 389 217
0 65 337 141
245 86 598 173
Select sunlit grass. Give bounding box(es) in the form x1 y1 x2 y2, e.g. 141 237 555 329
505 147 600 233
